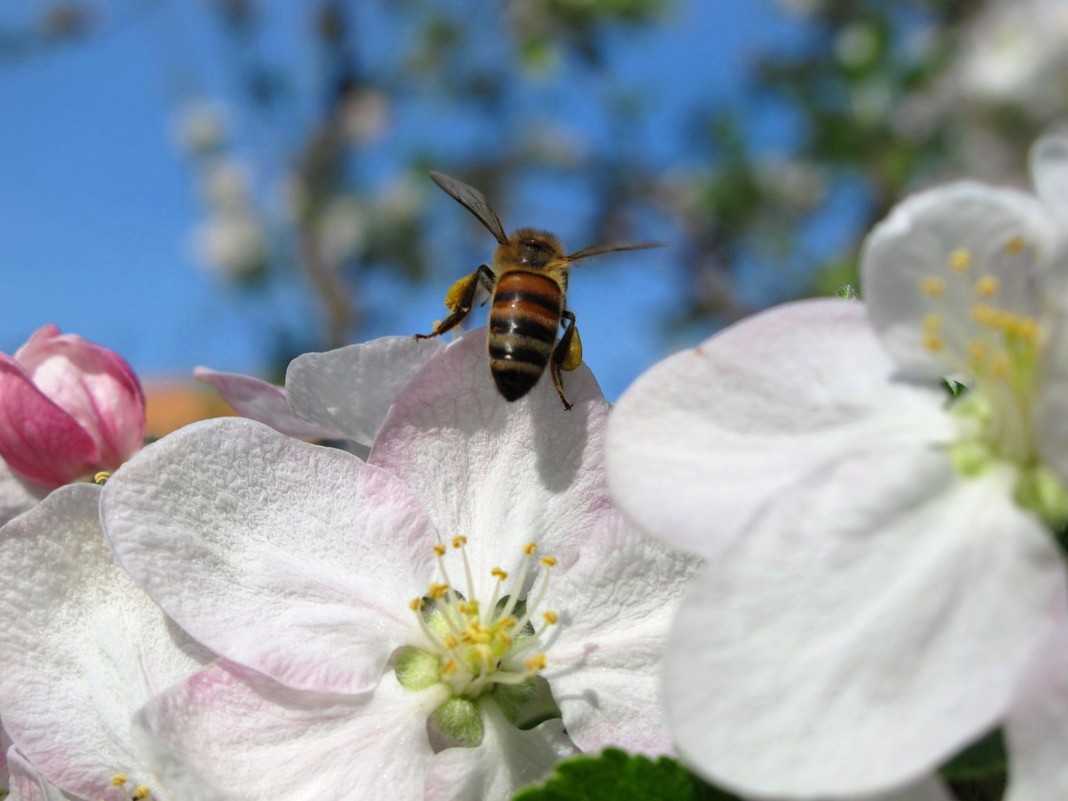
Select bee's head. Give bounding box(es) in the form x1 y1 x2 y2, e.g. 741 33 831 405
509 228 564 269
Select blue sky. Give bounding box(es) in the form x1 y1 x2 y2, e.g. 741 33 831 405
1 1 805 401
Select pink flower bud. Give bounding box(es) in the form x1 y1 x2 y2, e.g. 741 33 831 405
0 325 146 489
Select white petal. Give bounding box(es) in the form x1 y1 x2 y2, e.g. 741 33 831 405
136 661 444 801
6 748 78 801
424 703 575 801
606 299 954 558
194 366 347 441
1004 608 1068 801
549 513 701 756
0 458 43 527
861 181 1056 378
286 335 445 446
664 466 1066 798
370 328 611 596
101 418 437 696
0 484 208 800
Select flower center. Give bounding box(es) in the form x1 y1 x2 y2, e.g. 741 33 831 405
917 236 1068 526
407 536 558 698
394 536 563 747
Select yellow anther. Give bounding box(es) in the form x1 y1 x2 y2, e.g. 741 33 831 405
468 627 491 644
93 471 110 485
975 275 1000 298
542 610 559 625
1005 234 1026 254
923 333 943 352
451 536 467 548
442 659 457 676
499 615 517 629
458 600 476 615
491 567 508 581
1012 317 1039 343
133 787 151 800
111 774 128 787
429 583 449 599
991 351 1011 379
968 339 990 366
540 556 558 568
948 247 973 273
523 543 537 555
921 276 946 297
496 630 513 646
971 304 995 326
433 543 446 557
443 634 458 649
409 598 422 611
990 309 1014 331
525 653 548 674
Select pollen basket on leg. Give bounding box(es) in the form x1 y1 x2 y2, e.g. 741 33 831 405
405 536 560 700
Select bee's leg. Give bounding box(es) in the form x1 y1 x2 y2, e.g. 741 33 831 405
548 310 581 411
416 264 495 339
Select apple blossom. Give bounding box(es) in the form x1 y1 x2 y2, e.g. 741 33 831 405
0 325 145 493
101 328 697 800
0 483 212 801
605 138 1068 798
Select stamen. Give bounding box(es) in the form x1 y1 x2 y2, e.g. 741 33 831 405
921 276 946 297
975 276 999 298
1005 235 1026 254
948 247 973 273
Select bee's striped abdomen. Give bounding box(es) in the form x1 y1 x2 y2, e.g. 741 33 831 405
488 270 563 401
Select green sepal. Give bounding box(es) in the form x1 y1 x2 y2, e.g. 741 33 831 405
1014 464 1068 531
431 696 484 748
494 675 561 729
393 646 441 692
511 748 742 801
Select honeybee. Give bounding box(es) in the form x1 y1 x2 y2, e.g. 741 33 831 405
417 171 660 410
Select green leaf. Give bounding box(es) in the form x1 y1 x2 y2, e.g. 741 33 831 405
939 728 1008 780
512 748 741 801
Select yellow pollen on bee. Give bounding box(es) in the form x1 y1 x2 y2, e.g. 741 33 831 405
921 276 946 297
1005 234 1026 254
525 654 547 674
975 275 1000 298
432 543 446 557
540 556 557 568
948 247 973 273
451 535 467 548
111 775 128 787
542 610 559 625
491 567 508 581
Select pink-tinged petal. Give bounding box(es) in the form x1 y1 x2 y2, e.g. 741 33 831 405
102 418 437 696
664 465 1066 798
7 748 78 801
606 299 955 558
371 328 611 593
15 325 145 467
1004 609 1068 801
0 355 100 488
286 335 445 446
425 703 576 801
548 513 701 756
0 458 45 527
861 182 1058 379
136 661 444 801
0 483 209 801
193 366 348 442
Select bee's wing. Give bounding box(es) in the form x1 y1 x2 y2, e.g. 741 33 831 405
430 171 509 245
565 242 663 261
